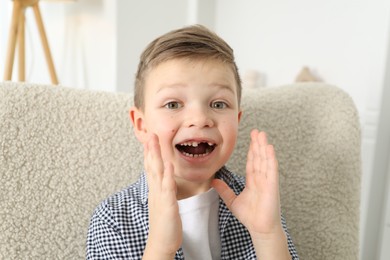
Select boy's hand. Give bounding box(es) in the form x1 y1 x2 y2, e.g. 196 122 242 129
142 134 182 259
212 129 290 259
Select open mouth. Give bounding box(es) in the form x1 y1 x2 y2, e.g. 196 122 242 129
175 141 216 158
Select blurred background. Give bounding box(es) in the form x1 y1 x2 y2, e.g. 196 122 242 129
1 0 389 259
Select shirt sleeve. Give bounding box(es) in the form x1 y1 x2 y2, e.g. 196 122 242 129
281 214 299 260
86 206 133 260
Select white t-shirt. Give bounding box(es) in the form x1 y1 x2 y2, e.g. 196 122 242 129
178 188 221 260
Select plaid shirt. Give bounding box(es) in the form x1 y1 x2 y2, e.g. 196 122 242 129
87 167 299 259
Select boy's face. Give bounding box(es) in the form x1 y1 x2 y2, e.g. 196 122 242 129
131 58 242 197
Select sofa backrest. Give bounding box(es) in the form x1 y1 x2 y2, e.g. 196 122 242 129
0 81 361 259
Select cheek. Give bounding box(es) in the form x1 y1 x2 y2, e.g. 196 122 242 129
153 125 177 146
221 119 239 140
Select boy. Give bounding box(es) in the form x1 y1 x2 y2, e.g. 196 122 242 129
87 25 299 259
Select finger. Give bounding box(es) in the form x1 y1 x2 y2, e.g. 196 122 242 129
256 132 268 178
266 144 279 185
149 134 164 176
143 142 148 170
266 145 281 212
145 134 164 190
211 179 237 211
144 140 153 186
257 130 268 146
252 131 265 176
246 130 257 187
162 161 177 195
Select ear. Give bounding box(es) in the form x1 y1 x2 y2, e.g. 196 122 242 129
237 109 243 124
129 106 148 143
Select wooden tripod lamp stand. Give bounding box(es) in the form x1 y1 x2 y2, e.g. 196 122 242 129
4 0 59 84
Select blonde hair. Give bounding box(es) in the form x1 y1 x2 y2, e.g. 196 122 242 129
134 25 242 109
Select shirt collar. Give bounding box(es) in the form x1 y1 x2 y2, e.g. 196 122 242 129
138 166 242 205
139 172 148 204
216 166 243 195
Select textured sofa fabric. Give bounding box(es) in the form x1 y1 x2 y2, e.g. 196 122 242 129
0 81 361 259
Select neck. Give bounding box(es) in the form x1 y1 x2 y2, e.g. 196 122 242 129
175 177 213 200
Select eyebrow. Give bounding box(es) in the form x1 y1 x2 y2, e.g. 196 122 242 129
156 83 185 93
212 83 236 93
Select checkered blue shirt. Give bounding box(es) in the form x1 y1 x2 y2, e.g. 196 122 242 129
87 167 299 259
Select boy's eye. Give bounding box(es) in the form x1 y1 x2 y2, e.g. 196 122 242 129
164 101 182 109
211 101 228 109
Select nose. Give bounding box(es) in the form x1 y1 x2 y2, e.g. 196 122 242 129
185 106 214 128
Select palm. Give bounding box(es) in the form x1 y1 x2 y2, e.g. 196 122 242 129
212 130 282 237
144 134 182 254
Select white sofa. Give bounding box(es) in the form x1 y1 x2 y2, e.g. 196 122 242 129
0 81 361 259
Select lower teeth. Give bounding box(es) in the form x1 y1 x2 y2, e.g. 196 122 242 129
183 152 209 158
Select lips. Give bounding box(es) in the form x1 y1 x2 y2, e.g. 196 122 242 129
175 141 216 158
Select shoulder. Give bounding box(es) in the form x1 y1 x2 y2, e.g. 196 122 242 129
87 174 148 258
92 174 148 224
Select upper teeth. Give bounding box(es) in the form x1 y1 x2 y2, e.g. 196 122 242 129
180 142 199 147
179 141 214 147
